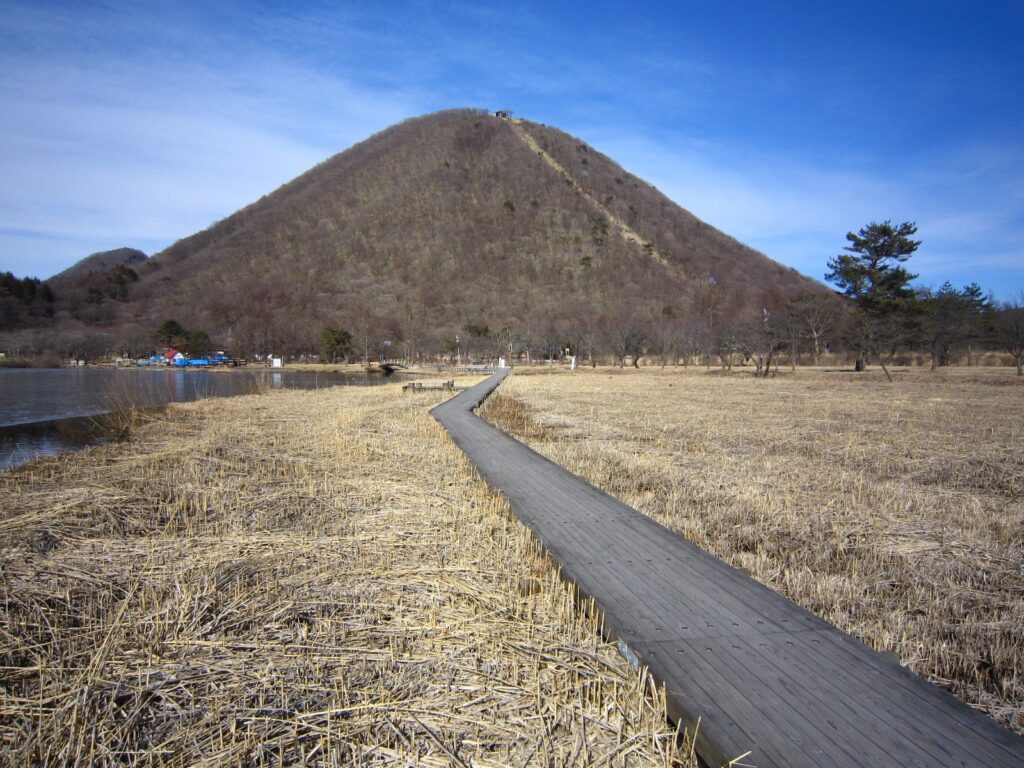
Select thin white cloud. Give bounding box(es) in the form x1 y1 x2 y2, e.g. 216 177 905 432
0 4 421 275
578 127 1024 298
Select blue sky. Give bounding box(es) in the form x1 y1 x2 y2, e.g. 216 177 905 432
1 0 1022 298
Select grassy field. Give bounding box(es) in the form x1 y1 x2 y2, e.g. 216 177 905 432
0 383 689 767
480 365 1024 735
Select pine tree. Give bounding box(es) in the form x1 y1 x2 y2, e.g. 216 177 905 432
826 221 920 380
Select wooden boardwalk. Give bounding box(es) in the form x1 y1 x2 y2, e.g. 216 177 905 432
432 370 1024 768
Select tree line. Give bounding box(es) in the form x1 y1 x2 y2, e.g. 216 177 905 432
94 237 1024 377
289 281 1023 378
0 272 56 331
2 222 1022 375
825 221 1023 378
387 221 1022 376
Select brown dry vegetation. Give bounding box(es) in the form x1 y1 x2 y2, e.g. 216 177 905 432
480 365 1024 735
0 383 690 766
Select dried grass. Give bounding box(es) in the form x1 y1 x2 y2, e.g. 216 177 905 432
0 382 689 766
480 365 1024 735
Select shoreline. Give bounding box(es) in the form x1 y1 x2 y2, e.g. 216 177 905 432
0 382 689 765
0 367 416 471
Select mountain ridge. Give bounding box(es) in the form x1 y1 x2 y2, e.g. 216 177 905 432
50 247 148 283
7 109 832 358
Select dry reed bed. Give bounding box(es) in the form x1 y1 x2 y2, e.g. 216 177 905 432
0 383 689 766
481 366 1024 734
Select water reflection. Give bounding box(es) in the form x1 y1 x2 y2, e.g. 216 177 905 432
0 415 117 470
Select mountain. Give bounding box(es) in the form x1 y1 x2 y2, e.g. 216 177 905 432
50 248 148 283
9 109 832 357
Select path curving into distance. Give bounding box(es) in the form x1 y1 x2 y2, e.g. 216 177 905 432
432 370 1024 768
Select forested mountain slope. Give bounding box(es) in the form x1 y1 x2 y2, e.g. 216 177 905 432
7 109 830 357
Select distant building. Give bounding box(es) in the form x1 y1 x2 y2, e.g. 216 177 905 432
495 110 513 119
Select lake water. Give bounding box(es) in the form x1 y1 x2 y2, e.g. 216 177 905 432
0 367 395 470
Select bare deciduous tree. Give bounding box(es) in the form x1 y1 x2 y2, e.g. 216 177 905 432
996 293 1024 376
609 322 648 368
786 292 834 366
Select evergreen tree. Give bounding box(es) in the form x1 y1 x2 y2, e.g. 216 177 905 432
826 221 920 380
319 327 353 363
959 282 994 365
186 330 212 357
153 319 188 347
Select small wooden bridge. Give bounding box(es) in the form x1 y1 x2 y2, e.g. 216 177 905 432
432 370 1024 768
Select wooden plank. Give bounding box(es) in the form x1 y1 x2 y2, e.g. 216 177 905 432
636 636 869 768
754 630 1008 766
432 371 1024 767
801 629 1024 761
